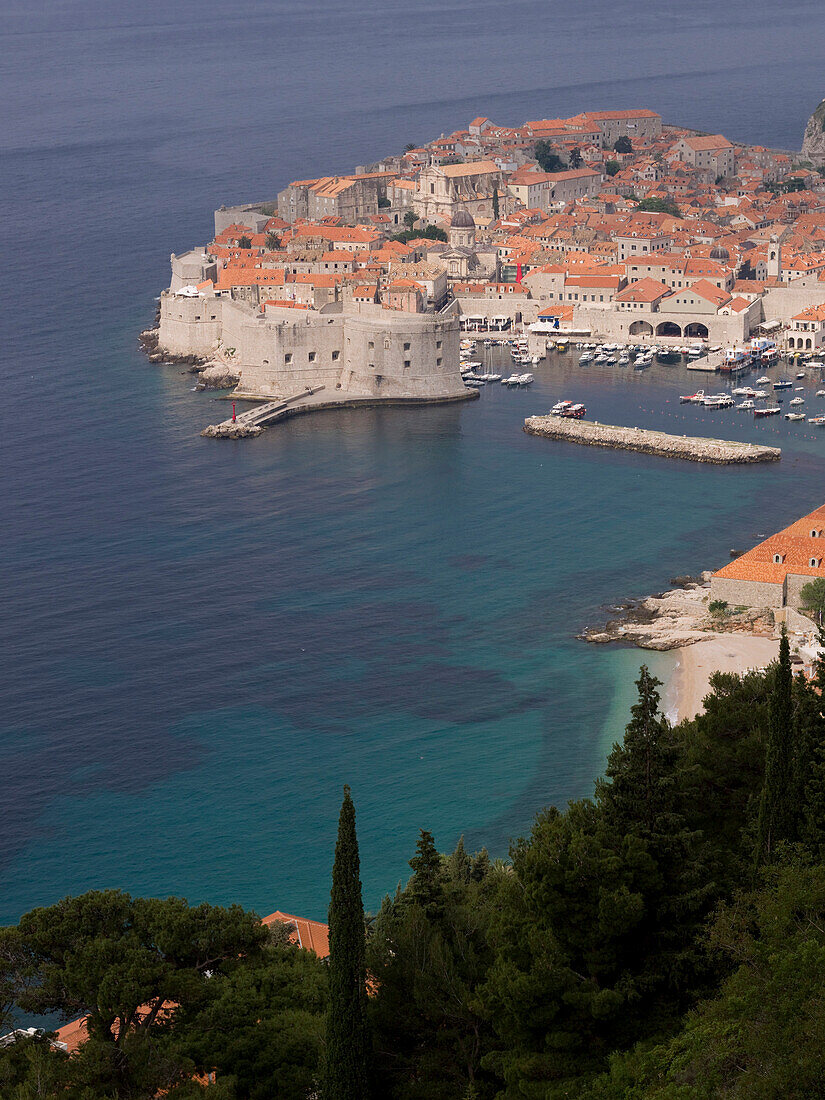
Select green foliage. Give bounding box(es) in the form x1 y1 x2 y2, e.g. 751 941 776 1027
708 599 727 616
1 890 268 1099
237 235 252 249
325 786 370 1100
635 197 681 216
569 146 583 169
390 225 448 244
265 231 281 250
378 196 391 208
368 835 502 1100
580 862 825 1099
403 210 419 231
755 629 796 864
604 160 621 177
180 941 327 1099
613 136 633 154
800 577 825 620
534 141 565 173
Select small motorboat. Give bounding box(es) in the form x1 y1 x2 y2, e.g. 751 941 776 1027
785 412 806 421
808 415 825 425
754 406 781 417
774 379 793 389
736 400 755 410
757 376 770 385
790 397 805 406
797 371 807 379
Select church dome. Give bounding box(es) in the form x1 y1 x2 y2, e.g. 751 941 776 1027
709 245 730 262
450 206 475 229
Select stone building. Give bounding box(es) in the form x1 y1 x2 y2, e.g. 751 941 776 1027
413 161 503 222
711 505 825 611
277 172 395 223
158 293 465 404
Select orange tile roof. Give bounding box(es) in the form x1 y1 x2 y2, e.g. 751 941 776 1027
713 504 825 585
262 911 330 957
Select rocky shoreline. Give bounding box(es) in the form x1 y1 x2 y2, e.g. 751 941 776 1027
579 573 776 650
138 328 240 388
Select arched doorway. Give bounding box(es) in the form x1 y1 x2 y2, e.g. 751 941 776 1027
788 337 795 349
807 338 813 349
656 321 682 337
684 322 709 339
629 320 653 336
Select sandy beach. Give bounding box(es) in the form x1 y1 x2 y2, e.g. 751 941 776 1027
668 634 781 723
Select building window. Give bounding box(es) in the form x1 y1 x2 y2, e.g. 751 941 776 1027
436 357 442 366
308 352 316 363
404 359 411 368
810 558 821 568
404 342 411 351
332 350 340 361
284 353 292 364
436 340 442 349
773 553 784 564
368 340 374 350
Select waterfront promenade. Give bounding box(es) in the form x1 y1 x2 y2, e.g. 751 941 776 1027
524 416 782 463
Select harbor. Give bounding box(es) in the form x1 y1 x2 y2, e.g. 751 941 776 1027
524 415 781 464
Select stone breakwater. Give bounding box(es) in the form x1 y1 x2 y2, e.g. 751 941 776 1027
524 417 781 464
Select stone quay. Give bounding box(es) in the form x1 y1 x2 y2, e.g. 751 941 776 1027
523 416 781 464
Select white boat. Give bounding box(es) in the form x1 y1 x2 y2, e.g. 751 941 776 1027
736 400 755 410
753 390 769 399
517 373 534 385
808 416 825 425
817 389 825 397
579 353 594 364
790 397 805 406
551 400 573 415
797 371 807 379
531 355 542 365
464 379 485 388
618 356 630 365
704 394 734 407
785 412 806 421
757 376 770 385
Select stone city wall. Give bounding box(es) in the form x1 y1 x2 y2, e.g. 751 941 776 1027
709 576 784 609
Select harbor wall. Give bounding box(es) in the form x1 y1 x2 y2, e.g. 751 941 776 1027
523 416 781 464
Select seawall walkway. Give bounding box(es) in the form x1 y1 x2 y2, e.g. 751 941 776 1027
524 416 781 464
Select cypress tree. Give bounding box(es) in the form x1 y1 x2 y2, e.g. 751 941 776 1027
492 187 499 220
755 629 796 865
325 785 369 1100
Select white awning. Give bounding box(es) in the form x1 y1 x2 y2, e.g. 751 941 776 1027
760 319 781 331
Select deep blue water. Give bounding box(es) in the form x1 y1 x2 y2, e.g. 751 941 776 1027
4 0 825 925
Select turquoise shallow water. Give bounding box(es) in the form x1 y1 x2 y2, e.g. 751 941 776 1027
3 0 825 924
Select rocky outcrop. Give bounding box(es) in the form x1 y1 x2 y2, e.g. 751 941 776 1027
524 417 781 464
198 363 240 389
579 576 776 650
201 421 262 439
802 98 825 162
139 328 206 367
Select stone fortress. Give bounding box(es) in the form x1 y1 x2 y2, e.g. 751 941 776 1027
159 292 466 405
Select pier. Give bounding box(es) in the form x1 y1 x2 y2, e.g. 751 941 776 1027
524 416 781 464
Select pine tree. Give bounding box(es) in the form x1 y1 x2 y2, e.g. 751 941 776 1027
447 835 472 885
597 665 678 840
755 629 796 865
408 829 444 920
325 786 370 1100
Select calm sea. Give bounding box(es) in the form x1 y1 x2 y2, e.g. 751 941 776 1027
3 0 825 924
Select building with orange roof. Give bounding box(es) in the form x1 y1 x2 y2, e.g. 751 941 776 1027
711 505 825 610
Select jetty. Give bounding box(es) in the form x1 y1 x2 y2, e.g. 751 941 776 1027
524 416 781 464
